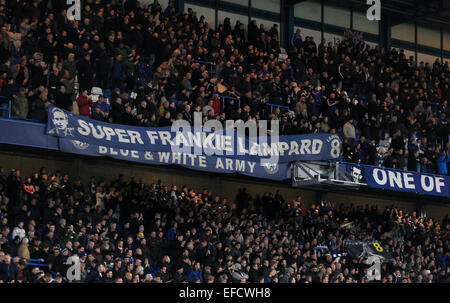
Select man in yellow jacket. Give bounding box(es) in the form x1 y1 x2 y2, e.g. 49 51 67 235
18 238 30 259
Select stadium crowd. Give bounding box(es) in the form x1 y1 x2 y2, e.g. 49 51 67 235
0 0 448 175
0 166 448 283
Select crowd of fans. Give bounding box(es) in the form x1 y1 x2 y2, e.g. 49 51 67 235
0 0 449 286
0 165 449 283
0 0 448 175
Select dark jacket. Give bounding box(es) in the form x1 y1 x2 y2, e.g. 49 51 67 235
0 262 19 282
85 269 105 283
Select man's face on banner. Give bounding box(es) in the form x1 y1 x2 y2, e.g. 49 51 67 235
53 110 68 131
351 167 362 182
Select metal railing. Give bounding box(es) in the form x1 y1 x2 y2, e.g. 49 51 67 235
262 103 290 118
193 60 241 96
25 258 49 267
194 60 217 76
266 103 290 113
221 81 241 96
25 258 60 279
0 96 11 118
220 95 240 113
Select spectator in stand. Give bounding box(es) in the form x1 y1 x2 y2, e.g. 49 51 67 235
77 89 93 117
343 118 356 148
54 85 72 112
12 87 29 120
18 238 30 259
437 149 450 175
0 254 18 282
93 95 110 116
291 28 303 49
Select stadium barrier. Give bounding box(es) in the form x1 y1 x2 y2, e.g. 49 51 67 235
220 95 240 113
192 60 241 96
194 60 217 77
0 96 11 119
25 258 50 267
264 103 290 117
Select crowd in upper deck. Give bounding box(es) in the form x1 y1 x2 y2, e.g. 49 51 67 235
0 166 449 283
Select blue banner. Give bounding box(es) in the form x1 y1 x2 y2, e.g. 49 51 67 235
340 162 450 198
0 118 290 181
43 106 343 181
46 106 342 164
58 138 291 180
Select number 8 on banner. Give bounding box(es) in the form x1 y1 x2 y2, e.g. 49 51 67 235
330 139 340 158
373 242 383 252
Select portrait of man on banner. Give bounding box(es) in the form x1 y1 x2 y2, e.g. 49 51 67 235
48 107 74 137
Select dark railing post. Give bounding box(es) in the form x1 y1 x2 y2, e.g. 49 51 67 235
440 27 444 64
176 0 184 12
222 96 225 113
248 0 252 25
215 0 219 30
220 95 241 114
320 0 324 41
414 22 418 65
280 0 294 51
350 6 353 31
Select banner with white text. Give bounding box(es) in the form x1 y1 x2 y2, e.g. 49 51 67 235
46 106 342 164
45 106 344 181
340 162 450 198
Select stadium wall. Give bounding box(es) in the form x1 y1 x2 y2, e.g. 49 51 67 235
1 149 448 222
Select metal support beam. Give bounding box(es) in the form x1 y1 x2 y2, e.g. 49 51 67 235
175 0 184 12
414 22 418 65
441 27 444 63
379 19 391 52
288 0 308 5
321 0 324 41
350 6 353 31
280 0 294 51
248 0 252 25
215 0 219 30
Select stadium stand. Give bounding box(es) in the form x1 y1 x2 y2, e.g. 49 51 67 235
0 166 449 283
0 0 449 284
0 0 447 174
